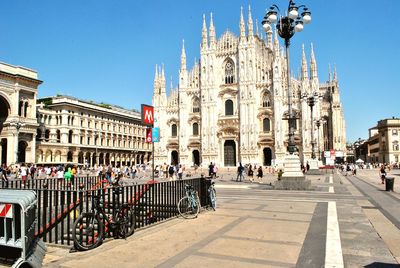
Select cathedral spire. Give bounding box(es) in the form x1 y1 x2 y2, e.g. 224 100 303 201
202 14 208 49
170 76 173 91
209 12 216 49
310 43 318 79
240 6 246 39
333 64 338 81
301 44 308 80
161 63 165 81
247 5 254 38
255 19 259 37
328 64 332 82
273 29 279 54
154 64 159 82
180 39 186 71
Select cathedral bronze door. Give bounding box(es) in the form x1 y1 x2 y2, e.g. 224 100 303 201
263 147 272 166
224 140 236 167
192 150 200 166
171 150 179 165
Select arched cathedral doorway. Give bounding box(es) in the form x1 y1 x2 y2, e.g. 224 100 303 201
171 150 179 165
263 147 272 166
192 150 200 166
224 140 236 167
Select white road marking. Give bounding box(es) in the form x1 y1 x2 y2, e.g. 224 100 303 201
329 186 334 193
325 201 344 268
215 184 251 189
329 175 333 184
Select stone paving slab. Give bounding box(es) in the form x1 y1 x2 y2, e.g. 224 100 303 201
39 169 400 267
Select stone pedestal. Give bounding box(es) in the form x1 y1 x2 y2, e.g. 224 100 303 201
274 154 313 190
282 154 303 177
308 159 319 170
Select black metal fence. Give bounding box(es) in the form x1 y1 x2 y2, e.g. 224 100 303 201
0 176 211 246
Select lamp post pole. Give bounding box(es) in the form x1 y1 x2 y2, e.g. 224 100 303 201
262 0 312 154
315 118 325 161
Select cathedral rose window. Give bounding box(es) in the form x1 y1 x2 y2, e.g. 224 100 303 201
224 59 235 84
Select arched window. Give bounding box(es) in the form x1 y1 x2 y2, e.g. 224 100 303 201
171 124 177 137
193 123 199 136
24 102 28 117
225 100 234 116
262 93 271 107
18 101 23 116
224 59 235 84
36 129 42 141
393 141 399 151
68 130 73 144
192 98 200 113
45 130 50 142
263 118 271 132
56 130 61 143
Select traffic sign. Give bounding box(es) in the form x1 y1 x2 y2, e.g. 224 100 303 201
152 127 159 142
146 128 153 143
141 104 154 126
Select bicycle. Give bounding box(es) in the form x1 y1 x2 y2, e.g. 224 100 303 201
208 180 216 211
177 184 200 219
72 186 135 251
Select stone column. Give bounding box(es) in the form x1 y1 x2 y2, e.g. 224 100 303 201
31 134 36 163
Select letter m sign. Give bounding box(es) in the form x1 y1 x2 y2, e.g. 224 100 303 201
141 104 154 126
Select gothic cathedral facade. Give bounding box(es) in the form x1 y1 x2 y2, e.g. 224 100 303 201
153 7 346 168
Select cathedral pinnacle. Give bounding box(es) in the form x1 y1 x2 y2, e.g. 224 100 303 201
247 5 254 38
181 39 186 71
202 14 208 49
161 63 165 81
310 43 318 79
334 64 337 81
328 63 332 82
301 44 308 80
154 64 159 82
209 12 216 49
255 19 259 37
240 6 246 39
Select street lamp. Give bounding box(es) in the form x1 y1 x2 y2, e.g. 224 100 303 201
262 0 311 154
301 91 320 159
9 119 25 164
315 118 326 161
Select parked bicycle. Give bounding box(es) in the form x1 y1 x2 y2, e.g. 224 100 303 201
72 186 135 251
208 180 216 210
177 184 200 219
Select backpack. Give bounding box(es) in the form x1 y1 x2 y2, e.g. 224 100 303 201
168 166 174 173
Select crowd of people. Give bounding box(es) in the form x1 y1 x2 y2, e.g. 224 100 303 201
1 161 398 188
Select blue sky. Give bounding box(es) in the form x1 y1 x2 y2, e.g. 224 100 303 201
1 0 399 143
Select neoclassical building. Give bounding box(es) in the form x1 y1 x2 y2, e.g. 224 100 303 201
153 7 346 168
36 95 151 166
0 62 41 165
0 61 151 166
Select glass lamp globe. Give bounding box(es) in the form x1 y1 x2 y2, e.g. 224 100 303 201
295 22 304 32
302 13 311 24
268 13 277 23
262 23 271 32
289 8 298 19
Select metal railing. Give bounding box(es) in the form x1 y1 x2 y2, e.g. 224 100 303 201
1 176 210 246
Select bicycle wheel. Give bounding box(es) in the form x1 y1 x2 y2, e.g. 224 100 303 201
117 206 135 238
209 187 216 211
72 213 104 251
177 196 199 219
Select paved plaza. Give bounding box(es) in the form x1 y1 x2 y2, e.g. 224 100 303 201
41 168 400 267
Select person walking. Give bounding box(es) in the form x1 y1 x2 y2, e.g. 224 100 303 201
236 162 244 182
177 164 183 180
247 164 254 183
0 164 9 188
208 162 214 178
257 166 263 183
379 165 386 184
